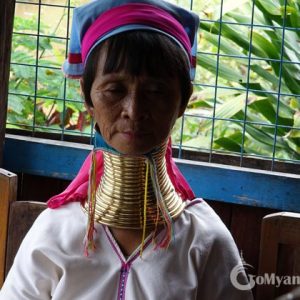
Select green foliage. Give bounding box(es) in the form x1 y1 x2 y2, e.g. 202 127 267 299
8 15 91 134
173 0 300 161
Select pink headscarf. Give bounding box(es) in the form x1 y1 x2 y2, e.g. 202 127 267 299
47 138 195 208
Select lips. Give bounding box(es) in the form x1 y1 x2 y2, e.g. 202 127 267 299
121 130 151 140
122 130 149 136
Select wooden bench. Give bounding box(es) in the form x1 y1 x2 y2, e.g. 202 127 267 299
0 169 46 287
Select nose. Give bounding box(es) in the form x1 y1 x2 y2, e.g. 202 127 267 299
121 89 148 121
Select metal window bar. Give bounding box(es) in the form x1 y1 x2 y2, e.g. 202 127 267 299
208 0 224 163
6 0 300 170
60 0 71 141
15 1 74 8
176 0 194 159
271 0 288 170
32 0 41 134
240 0 255 166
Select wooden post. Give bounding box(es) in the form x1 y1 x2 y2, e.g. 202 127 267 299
0 169 17 287
0 0 15 166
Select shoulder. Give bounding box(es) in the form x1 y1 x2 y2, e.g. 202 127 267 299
35 201 85 227
182 198 230 236
177 199 237 252
22 202 87 249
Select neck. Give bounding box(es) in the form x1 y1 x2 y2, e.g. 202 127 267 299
87 142 184 229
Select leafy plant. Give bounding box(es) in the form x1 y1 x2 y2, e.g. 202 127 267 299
173 0 300 161
7 12 92 135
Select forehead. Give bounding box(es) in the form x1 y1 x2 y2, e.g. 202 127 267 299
95 56 173 82
92 34 182 79
92 72 179 89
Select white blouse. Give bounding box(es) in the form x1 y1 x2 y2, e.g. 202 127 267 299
0 199 253 300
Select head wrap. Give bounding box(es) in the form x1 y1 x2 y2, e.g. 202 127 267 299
62 0 199 80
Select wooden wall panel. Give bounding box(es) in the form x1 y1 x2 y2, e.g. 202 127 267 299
230 204 276 273
0 0 15 166
17 173 69 202
209 200 232 229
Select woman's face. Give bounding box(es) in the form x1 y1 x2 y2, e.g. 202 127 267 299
83 49 187 155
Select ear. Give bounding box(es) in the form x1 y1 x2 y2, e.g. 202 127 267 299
177 82 193 118
80 79 94 117
84 102 94 117
79 78 84 98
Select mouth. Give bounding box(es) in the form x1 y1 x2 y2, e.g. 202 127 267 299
121 130 150 140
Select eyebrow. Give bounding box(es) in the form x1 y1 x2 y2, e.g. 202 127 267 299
98 73 170 85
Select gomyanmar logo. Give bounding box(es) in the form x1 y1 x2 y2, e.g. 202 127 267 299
230 252 300 291
230 255 255 291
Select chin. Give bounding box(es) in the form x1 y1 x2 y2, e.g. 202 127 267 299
117 144 159 156
112 135 167 155
119 148 152 156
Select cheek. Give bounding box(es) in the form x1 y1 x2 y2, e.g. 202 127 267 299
94 113 116 144
152 111 179 142
91 102 121 140
99 124 112 140
94 108 112 130
155 104 180 127
95 105 110 118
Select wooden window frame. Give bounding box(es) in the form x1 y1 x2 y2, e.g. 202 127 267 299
0 0 15 166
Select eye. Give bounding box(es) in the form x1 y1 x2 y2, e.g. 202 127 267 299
147 88 162 94
101 83 127 101
105 84 125 94
146 83 167 96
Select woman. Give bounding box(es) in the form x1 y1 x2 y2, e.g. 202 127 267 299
0 0 254 299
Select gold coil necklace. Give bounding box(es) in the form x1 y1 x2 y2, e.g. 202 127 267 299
85 142 184 230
